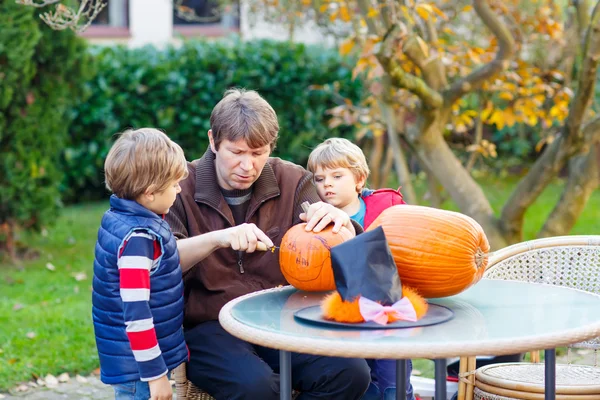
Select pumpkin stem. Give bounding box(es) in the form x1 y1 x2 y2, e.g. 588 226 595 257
475 248 486 269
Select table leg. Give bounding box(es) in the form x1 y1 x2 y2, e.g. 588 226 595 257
280 350 292 400
435 359 447 400
544 349 556 400
396 360 407 400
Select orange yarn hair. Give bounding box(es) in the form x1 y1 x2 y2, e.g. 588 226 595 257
321 285 428 323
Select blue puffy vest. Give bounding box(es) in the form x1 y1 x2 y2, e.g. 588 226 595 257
92 195 188 384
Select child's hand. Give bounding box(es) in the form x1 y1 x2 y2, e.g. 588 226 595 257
148 375 172 400
301 202 355 235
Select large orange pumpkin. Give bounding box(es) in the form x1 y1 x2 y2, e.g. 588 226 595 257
279 224 353 291
368 205 490 298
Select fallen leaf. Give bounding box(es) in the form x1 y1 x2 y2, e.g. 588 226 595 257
13 303 24 311
15 384 29 392
73 272 87 281
8 358 17 365
58 373 70 383
45 374 58 387
26 331 35 339
75 375 88 383
46 263 56 271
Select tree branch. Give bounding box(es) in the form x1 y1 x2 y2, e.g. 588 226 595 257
376 25 444 109
15 0 60 7
583 114 600 144
538 146 599 238
564 0 600 143
498 1 600 241
443 0 515 105
356 0 380 35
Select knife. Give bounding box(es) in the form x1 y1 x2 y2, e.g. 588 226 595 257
256 201 312 253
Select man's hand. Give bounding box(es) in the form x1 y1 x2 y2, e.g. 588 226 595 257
300 201 355 235
148 375 172 400
215 223 274 253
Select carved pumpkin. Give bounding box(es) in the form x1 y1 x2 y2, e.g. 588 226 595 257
368 205 490 298
279 224 353 291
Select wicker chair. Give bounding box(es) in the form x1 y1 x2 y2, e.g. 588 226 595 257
174 363 215 400
457 235 600 400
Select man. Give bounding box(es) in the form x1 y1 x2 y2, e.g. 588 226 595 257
166 89 371 400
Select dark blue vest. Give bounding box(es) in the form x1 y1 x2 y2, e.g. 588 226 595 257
92 195 188 384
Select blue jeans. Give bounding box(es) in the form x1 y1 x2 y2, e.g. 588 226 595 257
184 320 371 400
112 380 151 400
362 359 415 400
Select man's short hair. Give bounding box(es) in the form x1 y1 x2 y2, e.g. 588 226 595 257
307 138 370 184
104 128 188 200
210 88 279 151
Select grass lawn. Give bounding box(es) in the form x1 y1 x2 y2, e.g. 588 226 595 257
0 177 598 391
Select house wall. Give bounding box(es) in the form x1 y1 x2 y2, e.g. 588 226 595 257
83 0 334 48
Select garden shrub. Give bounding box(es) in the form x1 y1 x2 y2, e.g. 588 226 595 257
0 0 94 255
64 39 363 202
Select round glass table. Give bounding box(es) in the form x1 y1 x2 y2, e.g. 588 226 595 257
219 279 600 400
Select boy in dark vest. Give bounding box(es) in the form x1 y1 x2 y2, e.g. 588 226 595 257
307 137 412 400
92 128 189 400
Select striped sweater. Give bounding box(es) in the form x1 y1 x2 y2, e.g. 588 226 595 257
118 230 167 381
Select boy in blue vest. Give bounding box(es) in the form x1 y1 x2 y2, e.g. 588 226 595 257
307 137 412 400
92 128 189 400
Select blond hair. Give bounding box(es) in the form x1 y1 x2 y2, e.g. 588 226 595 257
210 88 279 151
104 128 188 200
307 138 370 187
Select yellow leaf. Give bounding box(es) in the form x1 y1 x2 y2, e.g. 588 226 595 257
499 92 513 101
400 6 415 25
339 38 355 56
415 4 432 20
367 6 379 18
504 111 516 127
329 10 338 21
431 5 448 20
527 114 538 126
462 5 473 12
319 4 328 13
481 106 494 122
339 6 351 22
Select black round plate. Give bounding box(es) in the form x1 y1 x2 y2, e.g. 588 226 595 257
294 303 454 329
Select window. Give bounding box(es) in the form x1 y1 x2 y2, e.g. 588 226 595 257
91 0 129 27
173 0 240 36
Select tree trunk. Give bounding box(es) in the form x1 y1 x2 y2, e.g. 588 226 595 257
410 109 508 249
538 146 599 238
369 132 385 188
379 100 417 203
380 146 394 189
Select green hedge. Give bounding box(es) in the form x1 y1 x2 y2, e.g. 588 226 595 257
0 0 94 250
64 39 363 202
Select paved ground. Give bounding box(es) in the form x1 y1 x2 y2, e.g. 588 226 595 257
0 376 178 400
0 350 596 399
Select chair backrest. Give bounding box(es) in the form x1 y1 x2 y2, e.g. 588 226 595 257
484 235 600 349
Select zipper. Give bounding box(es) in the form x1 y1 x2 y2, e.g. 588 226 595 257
237 251 245 274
